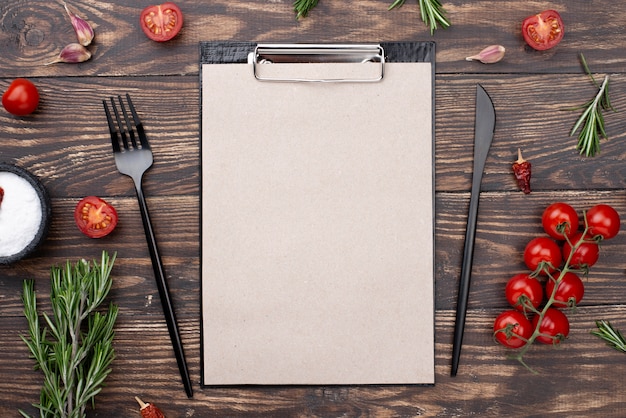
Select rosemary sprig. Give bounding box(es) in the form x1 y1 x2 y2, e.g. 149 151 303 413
591 320 626 353
293 0 319 19
293 0 451 35
569 53 615 157
19 251 118 418
389 0 451 35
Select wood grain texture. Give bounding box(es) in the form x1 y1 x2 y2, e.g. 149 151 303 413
2 0 626 416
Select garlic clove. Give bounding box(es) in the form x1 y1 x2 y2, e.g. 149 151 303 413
466 45 506 64
44 43 92 65
64 2 94 46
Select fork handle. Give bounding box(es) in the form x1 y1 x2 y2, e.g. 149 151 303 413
135 184 193 398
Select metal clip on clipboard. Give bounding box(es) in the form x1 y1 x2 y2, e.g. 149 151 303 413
250 44 385 83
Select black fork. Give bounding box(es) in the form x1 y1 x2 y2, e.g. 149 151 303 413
104 94 193 398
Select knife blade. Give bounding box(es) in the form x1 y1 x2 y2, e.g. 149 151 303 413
451 84 496 377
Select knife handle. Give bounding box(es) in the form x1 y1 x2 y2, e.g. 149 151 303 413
451 179 482 376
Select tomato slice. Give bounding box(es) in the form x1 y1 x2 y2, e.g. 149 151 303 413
140 2 183 42
522 10 564 51
74 196 118 238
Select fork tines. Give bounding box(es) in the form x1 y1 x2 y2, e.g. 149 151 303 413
103 94 150 152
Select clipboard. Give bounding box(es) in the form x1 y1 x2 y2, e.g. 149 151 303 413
199 41 436 386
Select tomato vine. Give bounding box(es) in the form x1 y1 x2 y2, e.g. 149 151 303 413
494 203 620 372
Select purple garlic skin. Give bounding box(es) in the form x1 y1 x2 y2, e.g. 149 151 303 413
466 45 506 64
45 43 92 65
64 2 94 46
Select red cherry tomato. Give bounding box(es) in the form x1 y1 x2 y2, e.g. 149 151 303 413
2 78 40 116
542 202 579 240
563 232 599 269
493 310 533 349
505 273 544 312
545 272 584 308
140 2 183 42
585 204 620 240
522 10 564 51
523 237 562 274
74 196 118 238
531 308 569 345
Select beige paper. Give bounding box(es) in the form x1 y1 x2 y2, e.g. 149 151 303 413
201 60 434 385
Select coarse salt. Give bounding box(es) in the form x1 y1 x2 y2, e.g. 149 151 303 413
0 171 43 257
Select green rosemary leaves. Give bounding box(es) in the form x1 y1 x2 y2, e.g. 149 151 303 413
389 0 450 35
293 0 319 19
592 320 626 354
293 0 451 35
19 251 118 418
569 54 615 157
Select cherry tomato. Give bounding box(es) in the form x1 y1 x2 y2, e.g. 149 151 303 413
74 196 118 238
542 202 579 240
522 10 564 51
2 78 40 116
545 271 584 308
585 204 620 240
531 308 569 345
505 273 544 312
563 232 599 269
523 237 562 274
140 2 183 42
493 310 533 349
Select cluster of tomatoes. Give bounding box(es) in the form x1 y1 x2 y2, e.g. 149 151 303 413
494 202 620 352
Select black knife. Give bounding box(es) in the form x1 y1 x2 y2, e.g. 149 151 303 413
451 84 496 377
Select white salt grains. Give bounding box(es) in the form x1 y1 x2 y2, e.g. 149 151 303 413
0 171 43 257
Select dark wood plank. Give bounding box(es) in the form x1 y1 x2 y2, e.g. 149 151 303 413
1 74 624 197
2 0 626 416
4 307 626 417
2 191 626 314
2 1 626 77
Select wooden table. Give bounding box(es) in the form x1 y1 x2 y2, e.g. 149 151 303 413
2 1 626 416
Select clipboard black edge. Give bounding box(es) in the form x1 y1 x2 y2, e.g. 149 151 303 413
198 41 435 64
198 41 436 388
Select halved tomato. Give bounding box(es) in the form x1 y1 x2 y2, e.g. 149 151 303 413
522 10 564 51
74 196 118 238
140 2 183 42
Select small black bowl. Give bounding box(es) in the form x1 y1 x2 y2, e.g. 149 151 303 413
0 163 52 265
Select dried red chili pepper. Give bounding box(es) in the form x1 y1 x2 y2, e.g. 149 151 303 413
0 186 4 208
135 396 166 418
512 148 532 194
